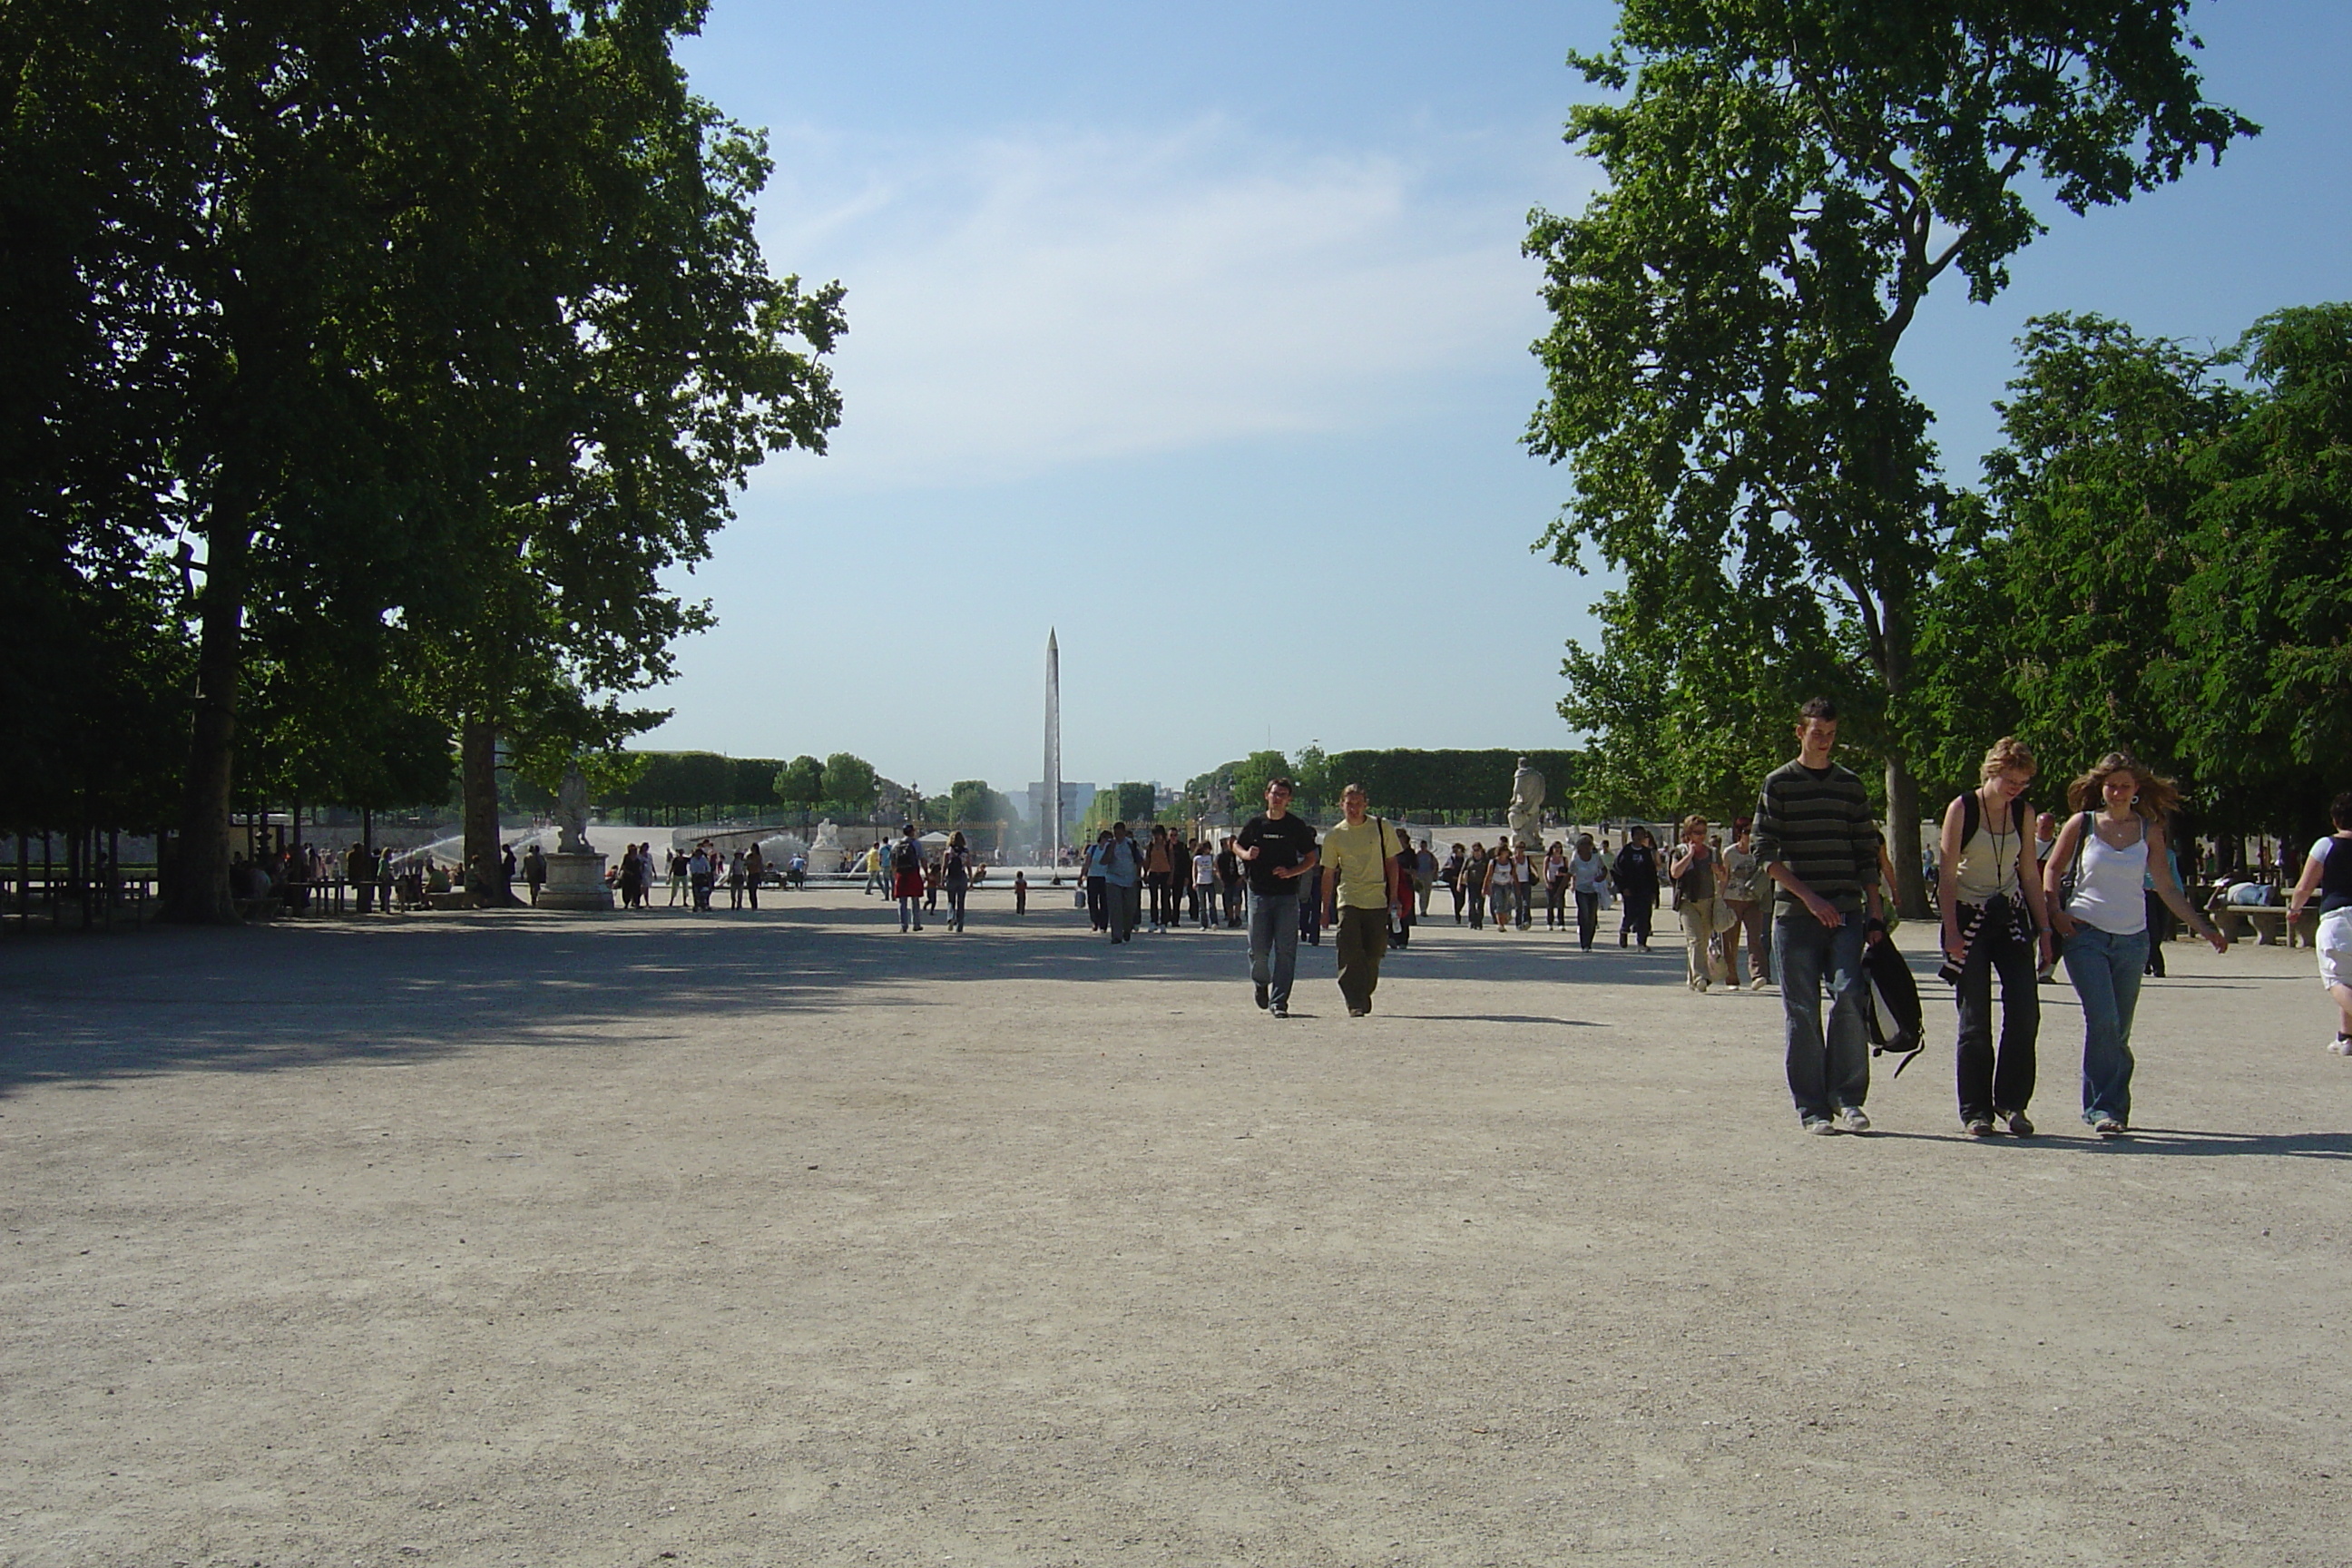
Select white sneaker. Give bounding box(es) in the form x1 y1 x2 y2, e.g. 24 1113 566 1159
1749 975 1770 992
2330 1036 2352 1056
1838 1107 1872 1134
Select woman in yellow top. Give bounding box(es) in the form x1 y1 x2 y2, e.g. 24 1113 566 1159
1936 738 2053 1137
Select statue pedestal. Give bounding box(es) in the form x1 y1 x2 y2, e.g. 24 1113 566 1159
536 851 612 912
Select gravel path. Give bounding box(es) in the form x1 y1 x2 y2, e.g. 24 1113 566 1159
4 889 2347 1566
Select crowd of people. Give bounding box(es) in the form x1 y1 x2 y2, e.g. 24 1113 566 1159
221 705 2343 1138
1073 697 2336 1142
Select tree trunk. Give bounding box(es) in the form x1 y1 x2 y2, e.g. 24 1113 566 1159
1883 753 1930 920
459 716 519 907
1865 566 1932 921
163 519 250 923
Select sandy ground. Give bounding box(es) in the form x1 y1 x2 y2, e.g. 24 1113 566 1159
3 886 2347 1568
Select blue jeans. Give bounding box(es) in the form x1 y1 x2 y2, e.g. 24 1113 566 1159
2063 924 2147 1125
1250 890 1301 1007
1775 910 1870 1123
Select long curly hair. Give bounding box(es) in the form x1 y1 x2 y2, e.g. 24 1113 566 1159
2065 750 2180 821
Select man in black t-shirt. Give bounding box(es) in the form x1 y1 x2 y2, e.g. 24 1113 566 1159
1234 777 1319 1017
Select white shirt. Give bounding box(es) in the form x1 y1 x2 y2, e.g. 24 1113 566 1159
2066 818 2149 936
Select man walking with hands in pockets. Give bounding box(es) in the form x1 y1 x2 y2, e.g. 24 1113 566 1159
1322 782 1406 1018
1753 698 1886 1133
1235 778 1318 1017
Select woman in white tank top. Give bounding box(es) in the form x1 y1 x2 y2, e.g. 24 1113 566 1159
2043 750 2228 1137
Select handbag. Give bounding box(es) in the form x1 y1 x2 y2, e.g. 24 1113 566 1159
1710 896 1739 935
2055 811 2095 908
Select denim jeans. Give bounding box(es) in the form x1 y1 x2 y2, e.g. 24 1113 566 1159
2063 924 2147 1125
1775 909 1870 1123
1954 902 2038 1122
1107 881 1140 942
1250 890 1301 1007
1574 890 1599 949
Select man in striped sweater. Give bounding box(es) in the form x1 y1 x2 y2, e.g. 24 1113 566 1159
1751 698 1886 1134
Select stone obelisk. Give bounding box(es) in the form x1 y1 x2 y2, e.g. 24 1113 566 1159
1044 630 1062 869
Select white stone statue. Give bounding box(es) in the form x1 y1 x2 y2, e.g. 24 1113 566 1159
809 818 843 857
556 763 593 855
1506 756 1545 849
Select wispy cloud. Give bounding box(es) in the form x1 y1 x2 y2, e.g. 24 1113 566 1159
750 118 1584 490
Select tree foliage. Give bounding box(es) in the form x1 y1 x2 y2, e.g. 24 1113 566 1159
0 2 842 914
1322 749 1585 818
1944 304 2352 840
773 754 825 808
1220 751 1291 814
946 780 1015 827
818 753 879 817
1525 0 2253 907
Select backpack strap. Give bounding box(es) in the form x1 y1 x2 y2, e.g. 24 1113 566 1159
1958 790 1979 849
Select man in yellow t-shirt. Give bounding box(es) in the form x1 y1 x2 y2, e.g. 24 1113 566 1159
1320 783 1406 1017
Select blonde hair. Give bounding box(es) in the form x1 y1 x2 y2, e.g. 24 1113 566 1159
1680 813 1709 837
1980 736 2037 781
2065 750 2180 820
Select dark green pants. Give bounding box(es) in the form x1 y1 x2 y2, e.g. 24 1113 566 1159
1335 905 1390 1014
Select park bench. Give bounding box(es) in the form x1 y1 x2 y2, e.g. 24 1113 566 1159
2207 890 2314 947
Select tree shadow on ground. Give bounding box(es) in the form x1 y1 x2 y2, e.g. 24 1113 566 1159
0 902 1686 1096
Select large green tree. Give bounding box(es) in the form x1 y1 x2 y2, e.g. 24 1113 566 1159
129 1 840 918
1946 305 2352 842
2173 303 2352 838
387 1 841 903
818 752 879 818
153 0 527 918
1525 0 2253 911
1920 313 2240 791
0 0 198 837
774 754 825 808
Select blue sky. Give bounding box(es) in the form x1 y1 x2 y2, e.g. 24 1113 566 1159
644 1 2352 803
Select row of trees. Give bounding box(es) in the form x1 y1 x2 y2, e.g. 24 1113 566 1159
1168 748 1586 825
592 750 1020 831
600 751 879 818
1524 0 2314 911
2 2 842 916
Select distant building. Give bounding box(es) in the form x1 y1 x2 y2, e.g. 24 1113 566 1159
1027 781 1096 826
